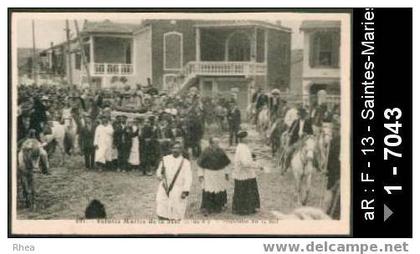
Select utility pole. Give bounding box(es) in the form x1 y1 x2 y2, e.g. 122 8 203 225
73 20 92 88
31 20 38 86
65 20 73 85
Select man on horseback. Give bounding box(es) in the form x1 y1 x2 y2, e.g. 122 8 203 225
251 87 269 124
282 107 314 172
269 89 282 121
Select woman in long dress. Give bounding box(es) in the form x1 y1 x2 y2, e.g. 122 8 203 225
232 130 262 215
197 137 231 214
128 118 141 170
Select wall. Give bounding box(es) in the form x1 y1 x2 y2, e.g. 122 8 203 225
133 27 153 87
290 49 303 95
150 20 197 90
266 28 291 91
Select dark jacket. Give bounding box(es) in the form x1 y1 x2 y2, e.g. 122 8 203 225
327 134 341 189
113 123 132 149
256 94 269 111
288 119 313 145
227 107 241 130
17 116 31 142
79 123 96 153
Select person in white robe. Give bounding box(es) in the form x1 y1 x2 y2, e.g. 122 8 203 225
128 118 141 168
94 115 114 169
156 142 192 220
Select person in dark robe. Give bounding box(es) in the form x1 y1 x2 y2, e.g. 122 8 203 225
79 115 96 169
30 96 49 136
113 115 132 172
227 101 241 146
184 110 204 159
84 199 106 219
326 121 341 219
197 137 231 215
17 111 32 144
141 116 160 175
156 118 173 157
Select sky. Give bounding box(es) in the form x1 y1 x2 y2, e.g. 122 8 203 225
16 18 304 50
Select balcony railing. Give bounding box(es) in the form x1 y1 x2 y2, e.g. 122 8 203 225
183 61 266 77
168 61 267 95
92 63 133 75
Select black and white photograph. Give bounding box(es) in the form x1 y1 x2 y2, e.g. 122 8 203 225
10 11 351 235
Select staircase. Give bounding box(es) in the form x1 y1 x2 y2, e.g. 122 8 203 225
167 61 267 96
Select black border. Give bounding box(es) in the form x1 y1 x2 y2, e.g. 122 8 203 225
8 7 354 238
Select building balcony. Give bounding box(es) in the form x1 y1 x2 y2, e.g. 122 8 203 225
184 61 266 77
91 63 134 76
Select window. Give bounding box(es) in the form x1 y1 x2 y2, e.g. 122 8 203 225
75 53 81 70
310 31 340 68
164 32 183 70
227 32 251 62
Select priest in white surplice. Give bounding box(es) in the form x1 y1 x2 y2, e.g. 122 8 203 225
156 142 192 220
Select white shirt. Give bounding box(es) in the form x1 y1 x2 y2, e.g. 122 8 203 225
233 143 258 180
299 119 305 137
284 107 298 128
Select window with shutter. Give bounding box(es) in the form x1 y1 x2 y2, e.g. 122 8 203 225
310 31 339 68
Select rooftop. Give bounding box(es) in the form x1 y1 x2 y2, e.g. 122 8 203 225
300 20 341 31
81 20 143 35
193 20 291 32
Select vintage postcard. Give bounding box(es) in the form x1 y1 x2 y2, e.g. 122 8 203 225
10 10 351 235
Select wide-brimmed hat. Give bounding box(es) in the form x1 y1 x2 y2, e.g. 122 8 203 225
237 130 248 139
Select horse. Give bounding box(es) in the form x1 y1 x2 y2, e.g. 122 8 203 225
63 116 79 156
246 102 257 123
43 120 66 165
290 135 317 206
314 122 333 171
257 105 271 139
214 104 227 133
17 139 41 209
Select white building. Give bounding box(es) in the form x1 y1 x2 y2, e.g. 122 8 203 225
300 20 340 105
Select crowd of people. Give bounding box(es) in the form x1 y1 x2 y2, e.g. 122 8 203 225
16 82 341 220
